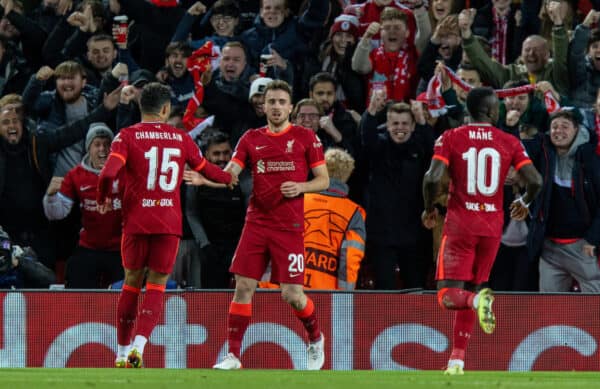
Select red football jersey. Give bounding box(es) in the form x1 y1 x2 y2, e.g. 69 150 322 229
231 124 325 231
109 122 206 235
433 123 532 237
60 165 123 251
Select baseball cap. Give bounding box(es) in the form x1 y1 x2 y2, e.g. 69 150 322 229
130 69 156 87
86 122 114 150
249 77 273 101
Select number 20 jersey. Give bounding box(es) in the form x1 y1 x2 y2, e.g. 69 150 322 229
109 122 206 235
433 123 532 238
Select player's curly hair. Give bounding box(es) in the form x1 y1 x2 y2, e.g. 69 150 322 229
325 148 355 184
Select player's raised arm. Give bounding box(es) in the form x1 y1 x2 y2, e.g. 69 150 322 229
509 163 542 221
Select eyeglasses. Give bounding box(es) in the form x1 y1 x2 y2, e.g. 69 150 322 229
211 15 236 24
297 113 320 120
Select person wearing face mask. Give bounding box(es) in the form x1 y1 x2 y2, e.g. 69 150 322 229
43 123 124 289
360 92 435 290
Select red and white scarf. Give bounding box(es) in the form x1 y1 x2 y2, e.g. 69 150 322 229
183 41 219 132
425 64 560 117
492 7 508 65
369 46 415 103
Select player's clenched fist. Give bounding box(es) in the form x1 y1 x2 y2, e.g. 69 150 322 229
421 208 439 229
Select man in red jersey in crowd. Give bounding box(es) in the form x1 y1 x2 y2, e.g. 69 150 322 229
43 122 124 288
421 87 542 375
212 80 329 370
97 82 237 368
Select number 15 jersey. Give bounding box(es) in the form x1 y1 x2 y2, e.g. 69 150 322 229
433 123 532 238
109 122 206 235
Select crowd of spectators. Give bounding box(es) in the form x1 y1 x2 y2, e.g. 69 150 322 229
2 0 600 292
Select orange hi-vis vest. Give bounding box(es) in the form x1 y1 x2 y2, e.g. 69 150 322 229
260 180 366 290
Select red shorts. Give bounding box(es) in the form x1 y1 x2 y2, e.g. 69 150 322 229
436 233 500 284
121 234 180 274
230 223 305 285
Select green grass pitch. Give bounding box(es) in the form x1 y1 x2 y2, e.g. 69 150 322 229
2 369 600 389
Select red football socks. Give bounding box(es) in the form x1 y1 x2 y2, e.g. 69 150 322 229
437 287 476 310
136 283 166 339
228 302 252 359
450 309 476 361
293 298 321 342
117 284 140 346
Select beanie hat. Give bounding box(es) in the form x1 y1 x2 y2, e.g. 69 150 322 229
329 15 359 40
86 122 114 150
249 77 273 101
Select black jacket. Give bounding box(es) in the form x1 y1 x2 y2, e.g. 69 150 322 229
360 111 434 246
524 133 600 260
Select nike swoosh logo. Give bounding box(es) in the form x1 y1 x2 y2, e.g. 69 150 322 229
256 145 267 150
80 185 93 191
289 273 302 278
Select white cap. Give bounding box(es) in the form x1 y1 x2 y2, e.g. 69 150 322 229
249 77 273 101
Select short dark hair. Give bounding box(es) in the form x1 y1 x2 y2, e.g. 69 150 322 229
549 109 579 128
165 41 192 58
87 33 115 48
140 82 172 115
199 129 231 153
213 0 241 17
263 79 293 101
387 102 414 122
309 72 338 92
466 87 497 121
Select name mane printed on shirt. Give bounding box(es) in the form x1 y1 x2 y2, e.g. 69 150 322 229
135 131 183 141
468 129 494 141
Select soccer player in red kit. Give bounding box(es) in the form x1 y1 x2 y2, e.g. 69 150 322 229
422 87 542 375
212 80 330 370
97 83 237 368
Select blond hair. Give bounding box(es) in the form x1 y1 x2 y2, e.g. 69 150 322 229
54 61 86 78
325 148 355 183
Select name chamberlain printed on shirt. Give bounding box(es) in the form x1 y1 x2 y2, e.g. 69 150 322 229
135 131 184 141
141 198 175 207
256 160 296 173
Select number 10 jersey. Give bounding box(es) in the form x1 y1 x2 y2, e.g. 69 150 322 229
432 123 532 237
